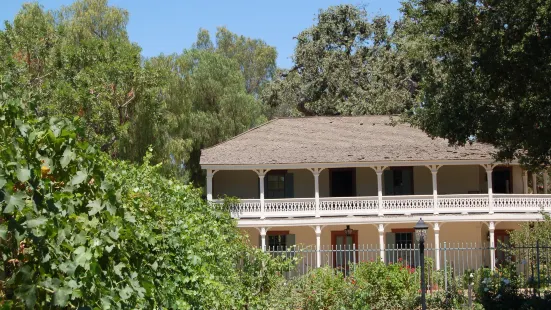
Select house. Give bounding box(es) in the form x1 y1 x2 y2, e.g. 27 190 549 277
200 116 550 273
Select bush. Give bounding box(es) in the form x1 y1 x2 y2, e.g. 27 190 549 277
0 90 289 308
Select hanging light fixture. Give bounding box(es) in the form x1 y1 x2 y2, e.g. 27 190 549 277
344 225 353 236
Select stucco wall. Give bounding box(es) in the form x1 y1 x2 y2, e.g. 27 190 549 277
413 166 432 195
356 167 378 196
512 165 524 194
213 170 259 199
288 169 315 198
437 165 482 194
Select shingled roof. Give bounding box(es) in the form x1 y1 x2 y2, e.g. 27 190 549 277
200 116 496 166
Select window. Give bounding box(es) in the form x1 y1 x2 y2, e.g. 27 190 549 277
264 231 295 252
268 234 287 250
267 172 285 198
384 167 413 195
395 232 413 248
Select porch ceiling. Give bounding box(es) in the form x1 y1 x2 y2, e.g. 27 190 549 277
200 116 496 166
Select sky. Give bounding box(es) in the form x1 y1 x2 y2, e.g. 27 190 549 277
1 0 404 68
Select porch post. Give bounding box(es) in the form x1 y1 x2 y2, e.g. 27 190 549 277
374 166 385 216
532 172 538 194
256 169 269 219
315 225 322 268
378 224 385 262
489 221 495 271
434 223 441 270
260 227 267 252
427 165 441 215
544 170 549 194
309 168 323 217
522 170 528 194
206 169 216 201
484 165 494 214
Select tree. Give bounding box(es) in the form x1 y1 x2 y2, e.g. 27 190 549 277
262 5 415 117
146 50 266 184
399 0 551 168
0 0 143 155
192 27 277 96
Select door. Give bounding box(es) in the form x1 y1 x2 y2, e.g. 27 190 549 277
331 230 358 272
330 169 356 197
493 167 512 194
494 230 511 265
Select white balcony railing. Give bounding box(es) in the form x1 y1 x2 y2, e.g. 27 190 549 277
218 194 551 219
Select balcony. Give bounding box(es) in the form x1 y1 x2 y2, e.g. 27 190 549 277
218 194 551 219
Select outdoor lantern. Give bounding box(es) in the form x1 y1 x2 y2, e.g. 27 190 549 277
414 218 429 310
414 218 429 243
344 225 353 236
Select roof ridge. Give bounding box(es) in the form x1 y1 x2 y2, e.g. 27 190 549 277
201 118 281 151
273 114 399 120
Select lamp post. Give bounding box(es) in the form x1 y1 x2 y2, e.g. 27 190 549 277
415 218 429 310
344 225 353 236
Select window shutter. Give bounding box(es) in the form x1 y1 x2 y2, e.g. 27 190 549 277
384 170 394 195
402 169 413 195
286 234 295 248
385 232 396 264
284 173 294 198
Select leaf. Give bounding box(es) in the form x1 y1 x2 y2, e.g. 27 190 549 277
60 147 76 169
26 216 48 228
119 285 133 301
109 229 119 240
0 223 7 240
87 199 103 216
14 284 36 309
17 167 30 182
4 191 26 213
0 177 6 189
71 170 88 186
73 246 92 268
114 262 125 277
53 287 72 307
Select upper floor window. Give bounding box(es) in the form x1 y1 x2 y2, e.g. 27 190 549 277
384 167 414 195
263 171 294 199
267 172 286 198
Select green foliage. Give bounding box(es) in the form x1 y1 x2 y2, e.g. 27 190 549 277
262 5 415 117
0 88 287 308
399 0 551 168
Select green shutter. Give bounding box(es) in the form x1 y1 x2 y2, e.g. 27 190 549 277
286 234 295 248
385 232 396 264
384 170 394 195
285 173 294 198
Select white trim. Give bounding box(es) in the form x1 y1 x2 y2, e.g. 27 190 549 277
202 159 519 171
236 212 545 228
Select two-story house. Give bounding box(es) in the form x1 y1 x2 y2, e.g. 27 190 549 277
200 116 550 273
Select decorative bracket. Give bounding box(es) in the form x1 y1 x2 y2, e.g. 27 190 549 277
254 169 270 177
307 167 325 176
426 164 442 173
482 164 497 172
371 166 387 174
207 169 218 178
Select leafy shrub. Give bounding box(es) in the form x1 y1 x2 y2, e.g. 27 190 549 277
0 90 289 308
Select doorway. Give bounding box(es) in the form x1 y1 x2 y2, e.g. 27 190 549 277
330 169 356 197
331 230 358 271
492 167 512 194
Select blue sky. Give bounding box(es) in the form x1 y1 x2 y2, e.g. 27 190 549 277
1 0 403 68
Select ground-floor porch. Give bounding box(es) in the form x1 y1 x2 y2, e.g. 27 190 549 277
239 213 543 278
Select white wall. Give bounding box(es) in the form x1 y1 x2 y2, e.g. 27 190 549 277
213 170 258 199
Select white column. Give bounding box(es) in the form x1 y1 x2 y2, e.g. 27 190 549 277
206 170 215 201
259 174 266 219
485 166 494 214
522 170 528 194
428 166 440 215
532 172 537 194
378 224 385 262
434 223 441 270
376 169 384 216
312 169 321 217
260 227 267 252
315 225 322 267
489 221 495 271
544 170 549 194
